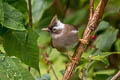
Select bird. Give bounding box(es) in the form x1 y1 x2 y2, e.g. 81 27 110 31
41 15 88 62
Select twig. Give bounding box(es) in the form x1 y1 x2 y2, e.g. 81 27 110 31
89 0 94 21
28 0 32 27
43 53 59 80
111 71 120 80
62 0 108 80
27 0 32 71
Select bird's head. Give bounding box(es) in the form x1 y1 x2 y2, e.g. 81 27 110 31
41 15 64 35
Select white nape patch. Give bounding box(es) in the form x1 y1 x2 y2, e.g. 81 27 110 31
53 20 64 30
71 30 78 33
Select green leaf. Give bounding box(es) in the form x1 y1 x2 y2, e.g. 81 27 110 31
0 54 34 80
94 27 119 51
93 69 116 80
115 39 120 52
5 0 27 13
92 56 109 66
3 28 39 71
64 9 87 25
91 50 120 66
91 50 111 66
3 3 25 30
105 0 120 15
95 21 111 33
0 0 4 25
32 0 54 23
12 58 34 80
94 69 116 75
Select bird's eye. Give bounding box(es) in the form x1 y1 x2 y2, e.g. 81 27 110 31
52 28 57 32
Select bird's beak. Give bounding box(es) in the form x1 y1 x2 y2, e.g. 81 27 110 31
41 28 49 31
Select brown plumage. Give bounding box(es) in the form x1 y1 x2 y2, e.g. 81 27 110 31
52 25 79 52
42 15 79 52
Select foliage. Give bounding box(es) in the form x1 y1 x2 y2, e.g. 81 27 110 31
0 53 34 80
0 0 120 80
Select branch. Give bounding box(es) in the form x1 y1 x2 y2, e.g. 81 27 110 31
43 53 59 80
28 0 32 27
89 0 94 21
111 71 120 80
62 0 108 80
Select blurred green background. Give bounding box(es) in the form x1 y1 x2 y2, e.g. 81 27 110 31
0 0 120 80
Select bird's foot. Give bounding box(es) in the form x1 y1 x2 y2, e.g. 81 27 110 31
80 39 88 44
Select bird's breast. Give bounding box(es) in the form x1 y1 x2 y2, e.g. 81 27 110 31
51 32 79 52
